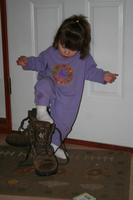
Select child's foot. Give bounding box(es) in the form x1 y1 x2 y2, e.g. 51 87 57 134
37 114 53 124
51 143 68 160
36 105 53 123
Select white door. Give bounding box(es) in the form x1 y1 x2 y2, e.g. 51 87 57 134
7 0 133 147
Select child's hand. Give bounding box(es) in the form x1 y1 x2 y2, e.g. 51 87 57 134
104 71 118 83
16 56 28 67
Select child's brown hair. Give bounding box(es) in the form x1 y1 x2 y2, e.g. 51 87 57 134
53 15 91 59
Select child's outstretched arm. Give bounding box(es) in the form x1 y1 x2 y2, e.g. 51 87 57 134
16 56 28 68
85 55 118 84
104 72 118 83
16 51 47 72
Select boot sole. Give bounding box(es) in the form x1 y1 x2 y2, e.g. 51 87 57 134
35 167 58 176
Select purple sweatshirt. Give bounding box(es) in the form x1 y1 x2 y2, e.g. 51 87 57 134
25 46 105 129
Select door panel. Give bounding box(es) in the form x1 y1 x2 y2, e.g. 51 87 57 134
6 0 133 147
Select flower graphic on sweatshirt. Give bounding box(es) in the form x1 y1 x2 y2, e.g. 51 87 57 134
52 64 73 85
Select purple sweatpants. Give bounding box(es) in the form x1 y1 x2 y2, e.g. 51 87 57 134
34 77 74 146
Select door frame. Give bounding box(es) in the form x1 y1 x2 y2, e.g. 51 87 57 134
0 0 12 134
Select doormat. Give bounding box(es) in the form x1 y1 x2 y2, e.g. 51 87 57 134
0 145 131 200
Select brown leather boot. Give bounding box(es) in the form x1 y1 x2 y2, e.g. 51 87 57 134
28 119 58 176
5 108 37 147
6 108 58 176
5 114 31 147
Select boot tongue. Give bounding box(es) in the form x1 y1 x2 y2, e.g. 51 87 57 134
32 122 55 156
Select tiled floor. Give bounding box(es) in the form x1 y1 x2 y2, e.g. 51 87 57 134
0 134 133 200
